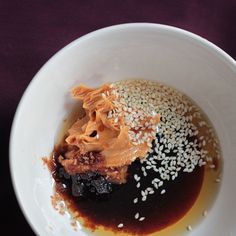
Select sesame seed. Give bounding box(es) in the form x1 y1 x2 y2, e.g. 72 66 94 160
203 210 208 216
141 190 146 197
153 183 159 189
139 217 145 221
146 187 153 192
135 212 139 219
114 117 119 123
153 178 160 182
187 225 192 231
147 142 152 147
215 178 221 183
133 198 138 204
117 223 124 228
160 189 166 194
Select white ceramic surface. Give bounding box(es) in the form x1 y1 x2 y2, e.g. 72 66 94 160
10 23 236 236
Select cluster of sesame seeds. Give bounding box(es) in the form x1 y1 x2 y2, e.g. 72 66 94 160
113 79 221 226
109 80 160 146
134 212 145 221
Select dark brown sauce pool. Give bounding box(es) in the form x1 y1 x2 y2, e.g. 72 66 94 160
51 144 204 235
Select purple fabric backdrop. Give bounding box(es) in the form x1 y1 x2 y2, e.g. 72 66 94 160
1 0 235 235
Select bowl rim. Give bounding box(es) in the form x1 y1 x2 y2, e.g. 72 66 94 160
9 22 236 235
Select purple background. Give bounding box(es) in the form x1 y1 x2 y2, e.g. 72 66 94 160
1 1 235 235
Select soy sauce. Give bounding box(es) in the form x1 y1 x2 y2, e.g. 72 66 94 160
51 145 204 235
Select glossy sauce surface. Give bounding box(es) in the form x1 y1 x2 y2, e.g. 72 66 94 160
52 144 204 235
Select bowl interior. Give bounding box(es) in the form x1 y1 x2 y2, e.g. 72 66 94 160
10 24 236 236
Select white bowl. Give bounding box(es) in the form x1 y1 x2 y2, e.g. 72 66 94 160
10 23 236 236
